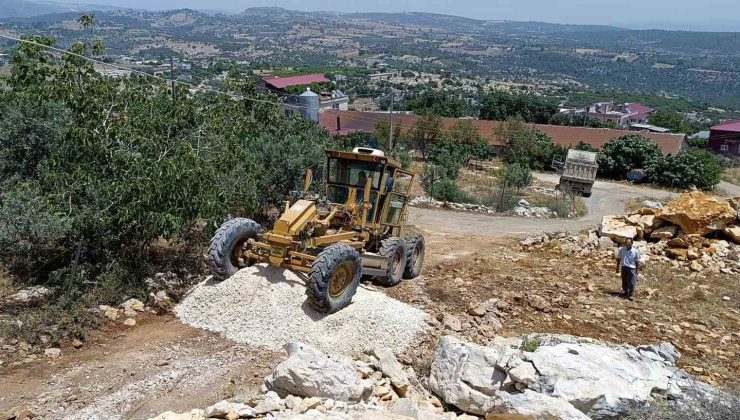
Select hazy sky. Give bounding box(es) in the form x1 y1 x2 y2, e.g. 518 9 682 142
56 0 740 31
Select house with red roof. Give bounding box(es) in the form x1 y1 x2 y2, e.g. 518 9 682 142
586 102 653 127
708 120 740 158
319 110 686 156
257 74 349 119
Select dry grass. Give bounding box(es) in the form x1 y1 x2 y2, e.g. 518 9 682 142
721 168 740 186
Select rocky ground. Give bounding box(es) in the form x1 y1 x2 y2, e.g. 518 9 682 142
1 181 738 419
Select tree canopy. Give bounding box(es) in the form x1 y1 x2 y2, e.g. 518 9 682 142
479 90 557 124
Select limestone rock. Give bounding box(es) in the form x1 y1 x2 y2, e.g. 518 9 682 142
527 338 676 418
442 313 462 332
253 391 285 414
486 390 589 420
264 342 372 401
123 318 137 326
5 286 54 307
658 191 736 235
651 225 678 240
724 225 740 244
599 216 637 243
99 305 120 321
369 347 410 396
122 298 145 312
429 334 714 419
44 348 61 358
637 343 681 366
597 236 614 249
641 200 664 210
728 196 740 217
428 336 512 415
205 401 255 419
149 409 206 420
667 234 705 249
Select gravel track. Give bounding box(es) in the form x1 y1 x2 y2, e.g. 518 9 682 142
175 265 430 355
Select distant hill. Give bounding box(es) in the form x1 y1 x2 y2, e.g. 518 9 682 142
0 0 114 19
0 0 63 18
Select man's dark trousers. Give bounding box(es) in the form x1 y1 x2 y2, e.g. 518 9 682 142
621 266 637 297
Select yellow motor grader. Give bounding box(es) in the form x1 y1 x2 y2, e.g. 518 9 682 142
207 147 425 313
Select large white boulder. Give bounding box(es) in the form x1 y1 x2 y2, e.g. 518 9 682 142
264 342 373 402
528 339 674 418
429 334 712 419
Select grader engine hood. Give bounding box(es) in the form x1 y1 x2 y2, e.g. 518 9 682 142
273 199 317 237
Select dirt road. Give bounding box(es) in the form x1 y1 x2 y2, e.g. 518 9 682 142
409 174 678 237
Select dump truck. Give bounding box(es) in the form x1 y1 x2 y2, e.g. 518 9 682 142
207 147 425 313
553 149 598 198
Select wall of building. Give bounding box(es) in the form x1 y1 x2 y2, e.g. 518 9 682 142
708 129 740 157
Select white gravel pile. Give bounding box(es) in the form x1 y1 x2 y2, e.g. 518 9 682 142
175 265 430 355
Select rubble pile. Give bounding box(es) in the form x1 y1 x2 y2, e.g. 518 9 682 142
523 192 740 274
148 334 720 420
149 342 460 420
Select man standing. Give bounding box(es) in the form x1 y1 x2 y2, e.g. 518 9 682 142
616 239 640 300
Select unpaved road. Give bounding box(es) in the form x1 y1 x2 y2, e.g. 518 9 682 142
719 181 740 197
0 316 280 420
409 174 678 237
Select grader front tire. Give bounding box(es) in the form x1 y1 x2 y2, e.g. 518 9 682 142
207 218 261 280
306 244 362 314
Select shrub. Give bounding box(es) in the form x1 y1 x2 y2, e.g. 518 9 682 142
598 134 663 179
647 149 723 189
520 336 541 352
428 178 473 203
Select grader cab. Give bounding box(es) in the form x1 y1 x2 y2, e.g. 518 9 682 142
207 147 425 313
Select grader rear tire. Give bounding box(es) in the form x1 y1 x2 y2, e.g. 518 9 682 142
207 218 261 280
403 234 425 279
306 244 362 313
374 237 407 287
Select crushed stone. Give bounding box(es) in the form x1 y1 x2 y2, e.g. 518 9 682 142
175 265 430 355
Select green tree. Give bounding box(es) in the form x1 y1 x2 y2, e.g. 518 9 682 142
496 118 555 170
597 135 663 179
646 149 722 189
410 114 443 159
648 109 692 133
502 163 532 194
480 90 557 124
77 14 95 37
447 119 482 145
403 91 472 118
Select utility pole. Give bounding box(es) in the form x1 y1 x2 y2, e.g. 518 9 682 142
170 57 176 102
388 94 394 154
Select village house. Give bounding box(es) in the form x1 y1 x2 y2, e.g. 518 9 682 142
560 102 654 128
256 74 349 120
707 120 740 158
